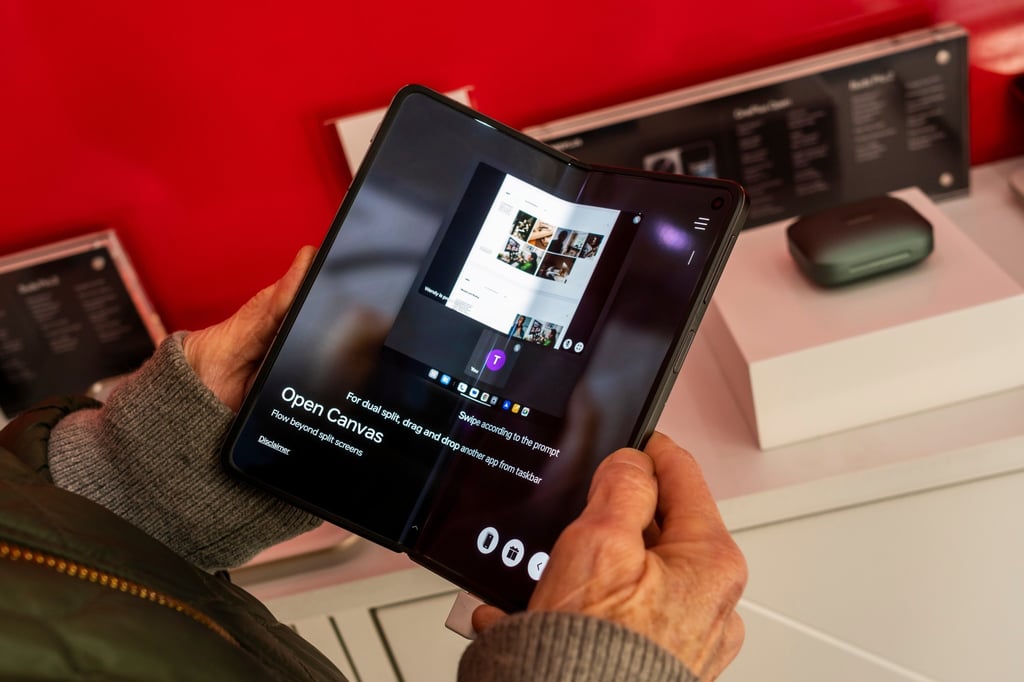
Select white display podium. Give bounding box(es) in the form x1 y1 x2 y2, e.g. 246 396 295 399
702 187 1024 448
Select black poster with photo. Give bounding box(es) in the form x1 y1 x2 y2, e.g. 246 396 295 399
527 24 969 227
0 233 163 418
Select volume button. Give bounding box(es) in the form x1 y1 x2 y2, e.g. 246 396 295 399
673 329 697 373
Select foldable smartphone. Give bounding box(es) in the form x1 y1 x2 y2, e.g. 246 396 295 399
223 86 748 612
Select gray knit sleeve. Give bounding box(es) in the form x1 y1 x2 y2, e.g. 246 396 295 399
458 611 698 682
47 332 322 571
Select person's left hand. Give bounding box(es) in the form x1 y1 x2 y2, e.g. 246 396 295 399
182 246 315 411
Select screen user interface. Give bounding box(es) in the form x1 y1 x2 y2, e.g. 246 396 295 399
224 89 745 611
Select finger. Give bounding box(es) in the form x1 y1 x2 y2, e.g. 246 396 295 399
530 449 656 611
268 245 316 317
188 246 316 410
645 432 729 541
578 447 658 537
470 604 507 634
239 245 316 350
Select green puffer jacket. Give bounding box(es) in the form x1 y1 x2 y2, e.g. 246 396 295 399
0 397 346 681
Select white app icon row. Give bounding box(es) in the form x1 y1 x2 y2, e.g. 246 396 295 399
476 526 548 581
560 338 585 353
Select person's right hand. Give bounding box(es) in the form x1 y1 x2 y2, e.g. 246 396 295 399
474 432 748 680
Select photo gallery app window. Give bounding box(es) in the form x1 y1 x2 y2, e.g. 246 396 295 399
445 173 620 350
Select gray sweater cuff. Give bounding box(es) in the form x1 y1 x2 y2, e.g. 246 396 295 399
458 611 697 682
48 332 322 571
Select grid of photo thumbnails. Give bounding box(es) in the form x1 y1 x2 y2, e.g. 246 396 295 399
497 210 604 348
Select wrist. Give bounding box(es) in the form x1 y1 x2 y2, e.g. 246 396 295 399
460 611 695 682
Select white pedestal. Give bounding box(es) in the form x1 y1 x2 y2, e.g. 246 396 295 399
704 187 1024 449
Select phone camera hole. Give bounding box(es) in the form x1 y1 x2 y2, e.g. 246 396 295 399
711 197 725 210
632 213 643 224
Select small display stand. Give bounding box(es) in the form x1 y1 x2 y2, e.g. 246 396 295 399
0 230 165 423
702 187 1024 448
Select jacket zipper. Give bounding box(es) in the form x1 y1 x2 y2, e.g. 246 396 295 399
0 539 238 646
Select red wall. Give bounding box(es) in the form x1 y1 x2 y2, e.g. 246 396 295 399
3 1 1023 331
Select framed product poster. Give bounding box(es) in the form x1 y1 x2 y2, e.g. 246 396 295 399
0 231 165 424
525 24 969 227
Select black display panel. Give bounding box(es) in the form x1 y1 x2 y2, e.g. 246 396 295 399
527 24 968 228
0 232 164 420
222 86 748 612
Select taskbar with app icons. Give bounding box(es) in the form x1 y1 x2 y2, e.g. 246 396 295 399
426 366 531 417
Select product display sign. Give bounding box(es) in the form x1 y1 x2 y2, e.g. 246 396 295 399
526 24 968 227
0 231 165 421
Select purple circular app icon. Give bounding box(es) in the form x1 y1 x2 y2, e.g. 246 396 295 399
485 349 506 371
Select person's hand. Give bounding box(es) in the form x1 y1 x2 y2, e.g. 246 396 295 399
182 246 316 411
473 432 748 680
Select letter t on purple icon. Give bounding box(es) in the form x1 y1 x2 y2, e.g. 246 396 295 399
485 349 506 371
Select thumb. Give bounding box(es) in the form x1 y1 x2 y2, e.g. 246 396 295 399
236 244 316 345
579 447 657 535
265 244 317 325
471 604 507 634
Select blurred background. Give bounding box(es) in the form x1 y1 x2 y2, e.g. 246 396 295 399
2 0 1022 331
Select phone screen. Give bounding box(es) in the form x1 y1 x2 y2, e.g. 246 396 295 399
223 87 747 611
